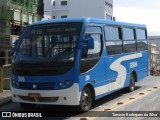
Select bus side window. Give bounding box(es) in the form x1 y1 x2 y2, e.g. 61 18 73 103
123 28 136 53
136 29 148 51
105 26 122 55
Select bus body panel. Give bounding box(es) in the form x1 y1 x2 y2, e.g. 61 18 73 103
79 56 106 96
11 69 81 105
80 52 147 100
12 69 75 90
11 83 80 105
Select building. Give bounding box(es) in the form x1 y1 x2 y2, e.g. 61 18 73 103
43 0 113 20
148 36 160 50
150 44 158 68
0 0 44 67
148 36 160 75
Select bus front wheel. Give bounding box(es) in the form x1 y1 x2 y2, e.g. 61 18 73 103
127 74 136 92
79 87 92 112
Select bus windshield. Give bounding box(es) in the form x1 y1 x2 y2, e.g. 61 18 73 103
15 23 82 64
12 22 82 75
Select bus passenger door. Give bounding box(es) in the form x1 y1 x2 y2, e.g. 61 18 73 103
80 26 106 97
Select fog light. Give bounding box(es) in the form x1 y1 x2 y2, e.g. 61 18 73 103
58 82 63 86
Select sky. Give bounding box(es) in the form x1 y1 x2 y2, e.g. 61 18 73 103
113 0 160 36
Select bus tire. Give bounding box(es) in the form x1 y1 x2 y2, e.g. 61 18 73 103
79 87 92 112
20 103 36 110
127 74 136 92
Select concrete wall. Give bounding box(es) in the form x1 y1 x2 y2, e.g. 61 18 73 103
52 10 70 18
43 0 113 19
105 0 113 15
70 0 105 19
43 0 54 16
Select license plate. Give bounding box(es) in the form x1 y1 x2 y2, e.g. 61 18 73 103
28 93 41 98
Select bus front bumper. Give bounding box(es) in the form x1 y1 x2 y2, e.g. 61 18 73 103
11 83 80 106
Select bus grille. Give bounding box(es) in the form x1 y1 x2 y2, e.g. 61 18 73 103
19 96 59 102
18 82 55 90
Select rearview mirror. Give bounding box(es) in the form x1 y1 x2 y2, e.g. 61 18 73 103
83 36 94 49
12 39 19 55
81 37 94 58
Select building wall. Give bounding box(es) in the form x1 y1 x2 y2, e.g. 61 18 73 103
52 10 70 19
70 0 105 19
105 0 113 14
44 0 54 17
150 44 157 67
43 0 113 19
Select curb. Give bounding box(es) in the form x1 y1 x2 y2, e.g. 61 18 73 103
0 95 12 105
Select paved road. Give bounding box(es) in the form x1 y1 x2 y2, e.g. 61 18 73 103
0 76 160 120
95 90 160 120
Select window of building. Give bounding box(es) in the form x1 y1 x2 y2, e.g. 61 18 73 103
53 1 55 6
106 14 112 20
105 1 113 8
61 1 67 6
105 26 122 55
123 28 136 53
61 15 67 18
136 29 148 51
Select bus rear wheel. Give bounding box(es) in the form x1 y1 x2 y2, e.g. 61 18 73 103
127 74 136 92
79 87 92 112
20 103 36 110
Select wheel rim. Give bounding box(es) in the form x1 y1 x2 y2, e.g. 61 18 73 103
81 89 91 110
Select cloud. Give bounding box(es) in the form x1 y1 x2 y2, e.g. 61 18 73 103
114 6 160 36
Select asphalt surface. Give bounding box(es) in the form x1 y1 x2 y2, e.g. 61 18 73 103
0 90 11 105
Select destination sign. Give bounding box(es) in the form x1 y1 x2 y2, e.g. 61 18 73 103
47 27 77 33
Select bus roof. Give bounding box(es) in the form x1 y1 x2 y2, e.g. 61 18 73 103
30 17 146 28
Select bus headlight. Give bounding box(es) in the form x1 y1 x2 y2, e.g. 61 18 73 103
58 80 71 88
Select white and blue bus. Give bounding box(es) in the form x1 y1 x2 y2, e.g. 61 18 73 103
11 18 149 112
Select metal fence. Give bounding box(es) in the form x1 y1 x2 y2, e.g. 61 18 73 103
0 64 11 92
